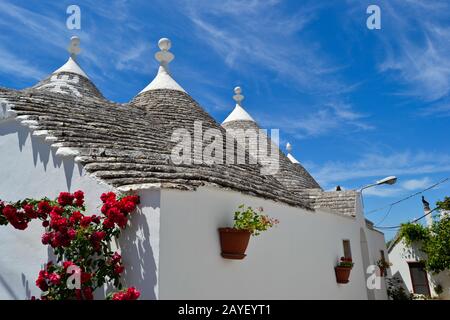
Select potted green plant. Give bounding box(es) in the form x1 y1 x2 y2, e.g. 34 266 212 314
376 258 392 277
335 257 354 284
218 205 279 259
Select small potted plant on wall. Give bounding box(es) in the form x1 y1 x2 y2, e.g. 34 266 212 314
376 258 392 277
218 205 279 260
335 257 354 284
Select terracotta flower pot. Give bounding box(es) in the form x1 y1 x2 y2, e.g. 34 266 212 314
218 228 251 260
335 266 352 284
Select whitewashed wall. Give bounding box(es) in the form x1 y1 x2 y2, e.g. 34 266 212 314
0 119 160 299
389 240 450 299
158 187 387 299
366 228 388 300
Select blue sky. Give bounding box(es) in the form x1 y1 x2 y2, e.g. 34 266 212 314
1 0 449 240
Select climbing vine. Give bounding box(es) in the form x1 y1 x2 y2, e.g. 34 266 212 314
398 222 429 247
398 196 450 274
0 190 141 300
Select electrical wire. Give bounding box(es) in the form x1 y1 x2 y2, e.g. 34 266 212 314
373 205 393 226
366 177 449 215
375 207 439 229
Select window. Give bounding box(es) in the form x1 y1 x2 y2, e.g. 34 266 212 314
343 240 352 259
408 262 430 296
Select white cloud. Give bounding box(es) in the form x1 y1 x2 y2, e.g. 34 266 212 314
115 42 152 73
360 186 403 198
401 177 433 191
420 103 450 117
0 46 44 79
310 151 450 189
373 0 450 102
258 102 373 138
0 1 155 97
179 0 354 95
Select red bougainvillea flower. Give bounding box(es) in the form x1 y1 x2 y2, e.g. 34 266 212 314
114 265 125 275
111 287 140 300
1 190 141 300
81 272 92 284
63 261 76 270
90 231 106 251
102 218 114 229
100 192 116 204
73 190 84 207
112 252 122 264
69 211 83 224
51 206 64 215
50 212 68 232
80 216 92 228
3 205 28 230
23 204 38 219
2 205 16 220
91 215 101 224
83 287 94 300
37 201 52 217
67 229 77 240
57 192 74 206
41 232 53 245
75 198 84 207
35 270 49 291
120 195 140 213
91 231 106 242
73 190 84 200
105 207 128 229
48 273 61 285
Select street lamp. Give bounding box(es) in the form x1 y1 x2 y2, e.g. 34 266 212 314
359 176 397 212
359 176 397 192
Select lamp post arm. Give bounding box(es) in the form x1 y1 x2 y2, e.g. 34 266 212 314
359 183 378 192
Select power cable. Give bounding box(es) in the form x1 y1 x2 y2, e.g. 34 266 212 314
366 177 449 215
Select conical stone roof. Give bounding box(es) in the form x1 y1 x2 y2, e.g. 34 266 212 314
221 88 322 196
0 37 312 210
30 37 105 102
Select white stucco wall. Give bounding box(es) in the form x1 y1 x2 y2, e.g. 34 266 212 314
158 186 387 299
0 119 160 299
366 228 388 300
389 239 450 299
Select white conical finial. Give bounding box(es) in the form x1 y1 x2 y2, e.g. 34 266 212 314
155 38 174 68
286 142 300 164
68 36 81 60
286 142 292 153
222 86 255 124
233 86 244 106
138 38 186 94
52 36 88 78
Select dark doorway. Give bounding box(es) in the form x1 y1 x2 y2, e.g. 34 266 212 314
408 262 431 296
